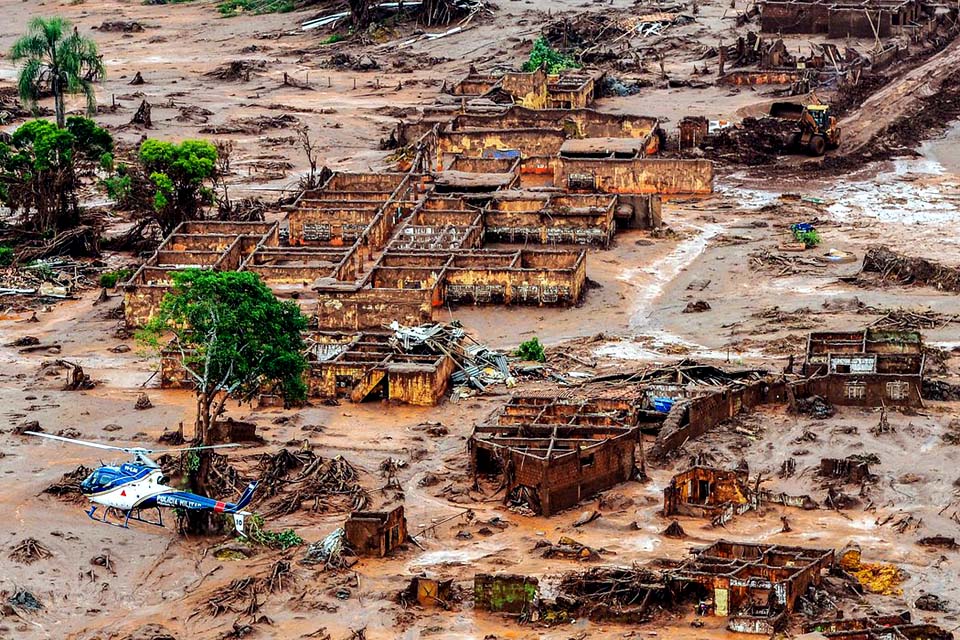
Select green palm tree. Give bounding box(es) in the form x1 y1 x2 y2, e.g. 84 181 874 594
10 17 105 128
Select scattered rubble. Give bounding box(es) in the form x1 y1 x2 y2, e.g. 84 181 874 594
204 59 266 82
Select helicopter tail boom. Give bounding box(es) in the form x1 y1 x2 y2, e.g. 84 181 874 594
231 481 258 511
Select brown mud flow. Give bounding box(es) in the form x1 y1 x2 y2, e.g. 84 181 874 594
1 0 960 639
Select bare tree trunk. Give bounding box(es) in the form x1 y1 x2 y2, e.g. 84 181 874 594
186 389 216 535
53 74 65 129
349 0 372 28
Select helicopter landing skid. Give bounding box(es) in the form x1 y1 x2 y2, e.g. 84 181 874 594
87 505 165 530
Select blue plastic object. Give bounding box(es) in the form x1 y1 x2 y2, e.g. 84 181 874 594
652 397 674 413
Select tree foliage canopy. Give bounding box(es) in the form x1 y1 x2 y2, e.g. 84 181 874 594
0 116 112 232
140 269 309 431
522 36 580 74
10 17 105 128
137 139 219 233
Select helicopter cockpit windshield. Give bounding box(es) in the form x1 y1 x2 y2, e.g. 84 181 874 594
80 467 129 494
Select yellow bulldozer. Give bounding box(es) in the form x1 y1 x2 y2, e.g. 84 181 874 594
769 102 841 156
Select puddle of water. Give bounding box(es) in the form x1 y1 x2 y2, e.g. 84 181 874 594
614 533 661 553
594 330 763 362
722 130 960 232
920 120 960 174
406 548 488 570
718 187 780 209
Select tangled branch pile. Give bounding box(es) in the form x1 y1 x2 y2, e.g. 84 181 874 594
750 249 824 276
204 59 267 82
204 577 264 617
256 449 367 517
866 306 959 330
557 565 671 622
862 246 960 292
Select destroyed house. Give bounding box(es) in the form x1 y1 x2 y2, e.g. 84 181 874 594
450 68 601 110
123 221 279 326
470 394 641 515
802 329 924 406
403 105 711 197
664 465 816 526
805 612 953 639
474 573 539 615
126 134 671 332
399 575 455 608
759 0 930 38
663 466 750 519
344 506 407 557
284 170 591 331
305 321 509 405
635 362 782 458
306 331 457 406
672 541 834 633
484 192 619 247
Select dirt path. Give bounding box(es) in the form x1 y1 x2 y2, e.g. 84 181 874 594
840 36 960 153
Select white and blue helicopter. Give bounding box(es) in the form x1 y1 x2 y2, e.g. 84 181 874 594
27 431 258 534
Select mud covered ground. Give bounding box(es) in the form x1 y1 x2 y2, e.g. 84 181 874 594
1 0 960 639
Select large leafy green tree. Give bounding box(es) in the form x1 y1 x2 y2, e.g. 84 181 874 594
138 270 308 531
138 139 219 234
10 17 105 128
0 116 112 233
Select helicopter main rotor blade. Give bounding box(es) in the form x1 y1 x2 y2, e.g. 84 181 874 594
25 431 243 456
147 444 242 453
24 431 128 451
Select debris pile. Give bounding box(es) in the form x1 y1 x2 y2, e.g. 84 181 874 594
301 528 355 570
916 593 949 611
795 394 835 419
865 306 959 330
389 321 514 397
95 20 145 32
707 117 795 165
199 114 299 135
543 9 693 63
537 537 601 561
256 449 367 517
203 576 264 617
862 246 960 293
750 248 824 276
0 257 103 301
557 566 670 622
204 59 266 82
5 589 43 613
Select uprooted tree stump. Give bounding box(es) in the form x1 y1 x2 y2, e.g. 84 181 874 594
662 520 686 538
131 99 152 127
159 423 186 445
56 360 95 390
134 392 153 410
44 465 93 502
9 538 53 564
